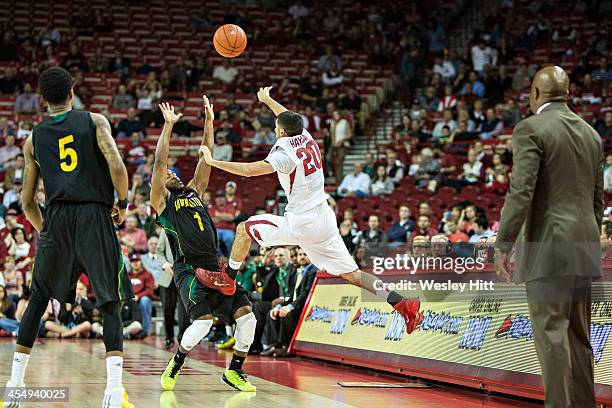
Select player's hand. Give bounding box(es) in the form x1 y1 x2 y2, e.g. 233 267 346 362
257 86 273 103
112 205 126 226
199 146 213 164
202 95 214 120
159 102 183 124
495 250 512 283
278 306 291 318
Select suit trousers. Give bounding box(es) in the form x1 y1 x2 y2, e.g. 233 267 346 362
160 280 189 342
526 276 595 408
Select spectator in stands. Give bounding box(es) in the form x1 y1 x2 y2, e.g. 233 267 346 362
411 235 431 258
13 84 40 114
120 215 148 253
340 88 362 114
363 152 376 178
289 1 309 20
139 100 163 128
5 227 31 269
224 181 243 215
339 219 356 253
479 108 503 139
419 86 440 112
468 216 493 243
0 285 18 336
52 282 93 338
595 111 612 136
62 42 87 71
432 109 457 141
330 110 352 184
255 105 276 129
471 40 493 74
409 216 437 243
301 74 323 105
438 85 457 112
117 108 144 138
107 50 130 75
461 71 485 99
208 191 237 258
302 105 321 132
2 181 21 210
140 236 162 285
322 60 344 87
455 149 482 190
418 202 433 218
433 56 456 83
502 98 521 128
459 205 478 235
0 118 15 140
446 220 469 244
337 162 371 198
128 253 155 336
213 133 233 162
314 88 336 112
92 298 143 340
471 99 486 129
37 22 61 46
512 62 531 90
2 257 22 303
605 155 612 193
371 165 394 196
318 45 342 73
4 153 24 189
385 148 405 185
134 203 156 238
592 57 611 85
387 205 414 244
415 147 440 189
252 126 276 151
213 60 239 85
0 67 18 95
89 47 107 73
353 215 388 246
431 235 451 258
113 84 134 109
485 153 508 182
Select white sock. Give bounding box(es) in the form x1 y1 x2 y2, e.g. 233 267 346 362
225 325 234 337
229 258 242 270
105 356 123 390
10 352 30 385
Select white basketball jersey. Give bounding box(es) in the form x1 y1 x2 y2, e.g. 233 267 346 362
264 129 328 214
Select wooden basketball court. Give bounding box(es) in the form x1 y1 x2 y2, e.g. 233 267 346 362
0 338 542 407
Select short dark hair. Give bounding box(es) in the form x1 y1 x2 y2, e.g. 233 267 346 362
277 111 303 137
475 216 489 230
38 67 73 105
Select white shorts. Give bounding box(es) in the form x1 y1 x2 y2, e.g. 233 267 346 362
244 202 358 276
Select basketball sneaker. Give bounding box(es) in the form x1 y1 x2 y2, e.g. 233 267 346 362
2 380 25 408
160 357 182 391
159 391 179 408
392 298 421 334
222 369 256 392
101 386 134 408
215 336 236 350
195 264 236 296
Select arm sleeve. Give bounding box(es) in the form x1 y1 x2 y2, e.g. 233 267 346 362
264 147 296 174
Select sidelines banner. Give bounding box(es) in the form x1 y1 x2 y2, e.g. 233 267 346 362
291 273 612 401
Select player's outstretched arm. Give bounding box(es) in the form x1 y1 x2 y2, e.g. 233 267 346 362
151 103 182 214
189 95 214 196
199 146 274 177
20 136 43 232
91 112 129 224
257 86 287 116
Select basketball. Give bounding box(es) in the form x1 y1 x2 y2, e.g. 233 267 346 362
213 24 247 58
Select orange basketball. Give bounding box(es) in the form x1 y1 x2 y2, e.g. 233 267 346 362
213 24 247 58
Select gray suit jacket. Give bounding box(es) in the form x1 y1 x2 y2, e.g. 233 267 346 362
496 102 604 283
155 230 174 288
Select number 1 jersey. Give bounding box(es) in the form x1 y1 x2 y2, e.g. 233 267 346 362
32 110 114 207
263 129 328 214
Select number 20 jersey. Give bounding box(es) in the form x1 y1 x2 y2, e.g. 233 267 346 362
32 110 114 207
264 129 328 214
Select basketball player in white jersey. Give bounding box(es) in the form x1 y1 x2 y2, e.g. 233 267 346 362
198 87 420 334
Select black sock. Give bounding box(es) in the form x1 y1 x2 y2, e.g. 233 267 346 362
229 354 245 371
386 291 403 306
227 267 238 280
174 350 187 366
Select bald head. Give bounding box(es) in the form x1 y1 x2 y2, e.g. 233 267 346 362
530 66 569 113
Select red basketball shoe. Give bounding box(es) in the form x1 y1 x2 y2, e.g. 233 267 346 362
195 264 236 296
392 298 421 334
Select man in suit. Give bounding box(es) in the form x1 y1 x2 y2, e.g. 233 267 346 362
250 247 297 355
268 248 318 357
495 66 604 408
3 153 24 190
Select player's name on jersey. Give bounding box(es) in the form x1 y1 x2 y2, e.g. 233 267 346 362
174 196 204 211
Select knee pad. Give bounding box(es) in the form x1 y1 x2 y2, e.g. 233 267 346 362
180 319 213 352
234 312 256 353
